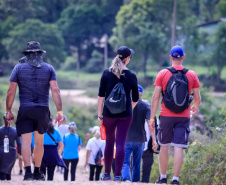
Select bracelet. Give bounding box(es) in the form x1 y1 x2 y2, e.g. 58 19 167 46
98 116 103 120
150 119 155 121
57 111 63 114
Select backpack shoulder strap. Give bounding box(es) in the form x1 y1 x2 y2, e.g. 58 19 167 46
182 68 189 74
166 67 177 73
47 131 58 145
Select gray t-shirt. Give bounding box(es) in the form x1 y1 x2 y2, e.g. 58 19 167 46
9 62 56 107
126 99 151 142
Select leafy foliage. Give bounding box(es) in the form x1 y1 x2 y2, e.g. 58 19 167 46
6 19 66 68
66 105 98 142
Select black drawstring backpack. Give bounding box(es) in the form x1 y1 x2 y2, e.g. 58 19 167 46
104 82 126 114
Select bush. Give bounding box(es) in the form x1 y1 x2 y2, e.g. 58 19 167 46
180 132 226 184
66 104 98 144
85 50 104 73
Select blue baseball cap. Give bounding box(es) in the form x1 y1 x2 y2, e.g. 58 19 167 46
170 45 184 58
117 46 135 59
138 84 143 92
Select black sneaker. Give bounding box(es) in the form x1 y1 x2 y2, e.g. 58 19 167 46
19 170 23 175
23 173 33 181
171 179 180 185
155 176 167 184
33 172 45 181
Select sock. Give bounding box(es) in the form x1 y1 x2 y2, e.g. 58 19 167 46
172 176 179 181
24 166 31 174
34 167 40 174
160 174 167 179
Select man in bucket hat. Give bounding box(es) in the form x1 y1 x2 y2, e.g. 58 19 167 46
5 41 64 181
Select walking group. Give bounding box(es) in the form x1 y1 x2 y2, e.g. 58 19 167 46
0 41 201 185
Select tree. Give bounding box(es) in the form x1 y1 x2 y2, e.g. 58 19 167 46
31 0 69 23
0 16 16 63
211 22 226 81
58 0 122 72
109 0 188 76
216 0 226 18
6 19 66 68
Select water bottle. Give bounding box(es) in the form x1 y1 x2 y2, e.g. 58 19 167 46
190 111 193 118
85 164 89 172
100 124 106 140
4 135 9 153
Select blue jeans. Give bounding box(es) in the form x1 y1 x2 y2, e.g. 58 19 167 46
121 142 144 182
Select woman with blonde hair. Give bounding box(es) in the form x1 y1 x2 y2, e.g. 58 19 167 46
98 46 139 181
85 126 105 181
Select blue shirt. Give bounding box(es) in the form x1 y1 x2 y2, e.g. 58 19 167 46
9 62 56 107
44 128 62 145
63 133 82 159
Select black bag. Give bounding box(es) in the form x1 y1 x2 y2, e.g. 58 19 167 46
162 67 190 113
104 82 126 114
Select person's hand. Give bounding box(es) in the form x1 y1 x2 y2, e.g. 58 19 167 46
19 155 23 163
55 112 64 127
5 111 14 124
191 105 198 116
98 115 103 126
148 120 155 132
84 162 88 168
152 141 157 151
101 157 104 166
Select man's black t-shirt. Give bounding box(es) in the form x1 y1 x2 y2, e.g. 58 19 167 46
126 99 151 142
98 69 139 118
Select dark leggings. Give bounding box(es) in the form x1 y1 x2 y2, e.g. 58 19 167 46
63 158 79 181
0 173 11 180
89 164 103 181
40 166 56 181
103 116 132 176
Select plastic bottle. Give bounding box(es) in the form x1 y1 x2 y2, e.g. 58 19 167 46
100 124 106 140
4 135 9 153
190 111 193 118
85 164 89 172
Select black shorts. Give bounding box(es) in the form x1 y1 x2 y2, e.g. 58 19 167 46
16 106 50 136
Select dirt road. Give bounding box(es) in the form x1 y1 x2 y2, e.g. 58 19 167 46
1 148 155 185
60 89 97 105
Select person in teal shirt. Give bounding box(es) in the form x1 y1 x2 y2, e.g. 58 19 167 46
39 117 65 181
62 122 82 181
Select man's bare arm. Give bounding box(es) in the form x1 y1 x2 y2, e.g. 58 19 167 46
191 88 201 116
150 86 162 120
50 80 62 112
6 82 17 112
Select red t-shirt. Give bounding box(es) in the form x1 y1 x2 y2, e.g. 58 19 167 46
154 65 200 118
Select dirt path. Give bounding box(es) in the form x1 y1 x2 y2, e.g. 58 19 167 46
1 148 155 185
60 89 97 105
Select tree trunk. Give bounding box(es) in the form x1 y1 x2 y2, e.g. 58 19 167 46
217 63 221 82
143 53 148 78
77 47 81 77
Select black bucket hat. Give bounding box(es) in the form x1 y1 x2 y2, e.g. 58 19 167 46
22 41 46 54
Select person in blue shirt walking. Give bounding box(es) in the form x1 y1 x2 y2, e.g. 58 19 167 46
40 116 65 181
63 122 82 181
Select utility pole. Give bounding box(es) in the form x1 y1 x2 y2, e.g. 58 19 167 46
104 34 108 69
171 0 177 48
